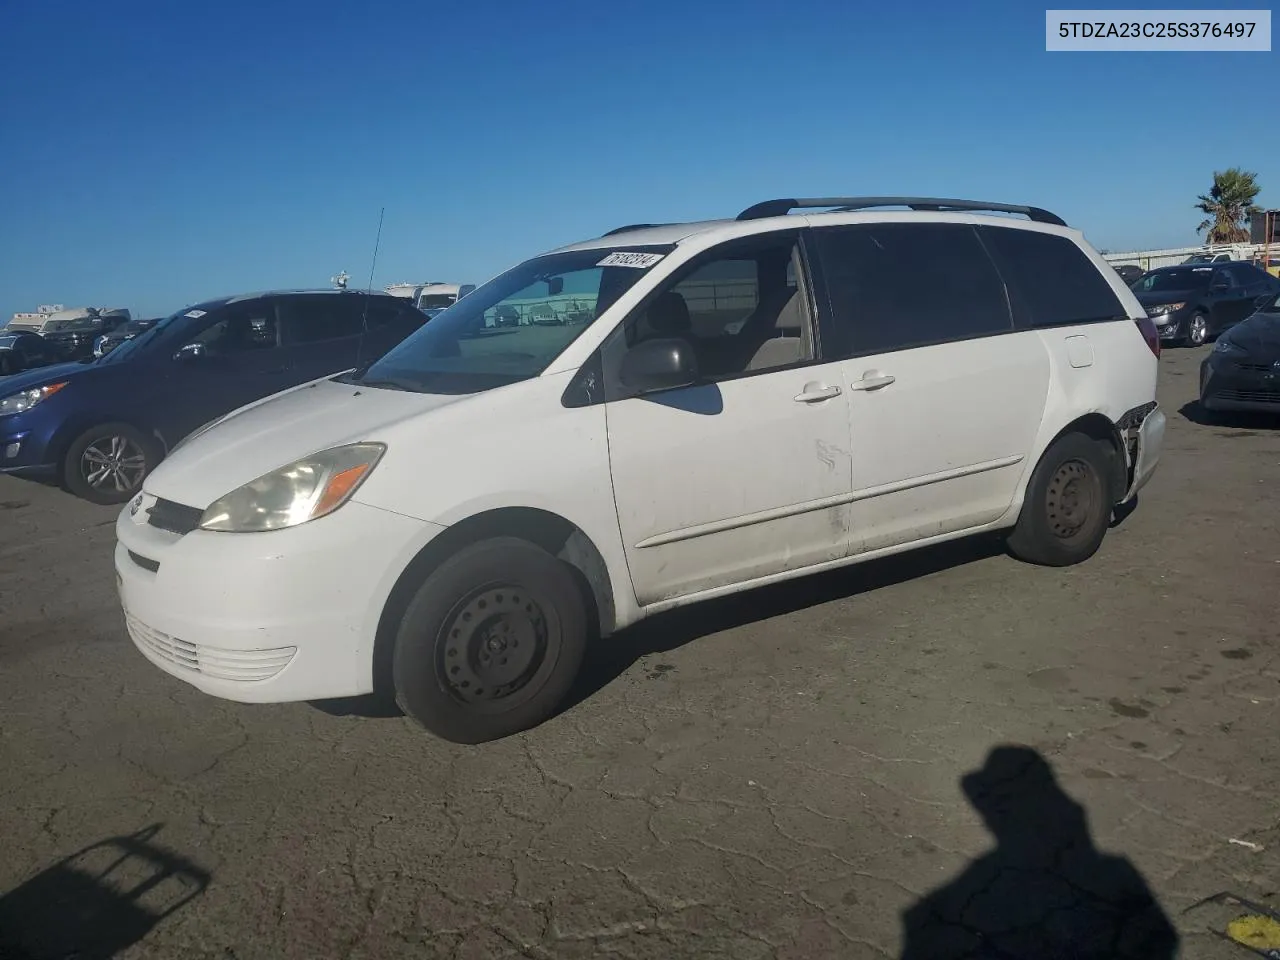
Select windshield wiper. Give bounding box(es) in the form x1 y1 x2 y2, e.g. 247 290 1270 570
350 377 422 393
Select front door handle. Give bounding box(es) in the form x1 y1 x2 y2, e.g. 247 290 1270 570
794 383 842 403
850 373 896 391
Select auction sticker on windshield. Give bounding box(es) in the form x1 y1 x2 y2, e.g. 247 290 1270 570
597 252 665 269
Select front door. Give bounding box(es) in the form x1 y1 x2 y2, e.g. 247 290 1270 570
156 297 294 442
810 221 1054 553
603 232 855 606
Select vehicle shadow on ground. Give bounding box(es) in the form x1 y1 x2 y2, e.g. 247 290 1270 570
317 532 1011 722
562 531 1009 714
0 823 210 960
1178 400 1280 429
899 745 1179 960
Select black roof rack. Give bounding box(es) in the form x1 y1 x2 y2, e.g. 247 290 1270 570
601 222 671 237
735 197 1068 227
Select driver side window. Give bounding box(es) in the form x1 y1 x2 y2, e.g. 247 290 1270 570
191 300 280 356
625 235 814 382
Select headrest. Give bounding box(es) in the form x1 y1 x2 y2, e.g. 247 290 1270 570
647 291 691 335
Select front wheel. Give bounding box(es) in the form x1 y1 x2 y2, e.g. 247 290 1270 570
1007 433 1115 567
392 537 588 743
1185 312 1209 347
62 422 157 505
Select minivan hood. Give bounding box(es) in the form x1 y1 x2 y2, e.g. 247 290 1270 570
143 376 474 508
0 361 93 397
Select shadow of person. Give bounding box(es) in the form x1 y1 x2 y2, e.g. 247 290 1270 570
900 746 1178 960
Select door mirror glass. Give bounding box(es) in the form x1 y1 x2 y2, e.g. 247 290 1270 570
619 338 699 393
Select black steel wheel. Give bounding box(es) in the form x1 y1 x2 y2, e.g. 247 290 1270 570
1007 433 1115 567
392 537 588 743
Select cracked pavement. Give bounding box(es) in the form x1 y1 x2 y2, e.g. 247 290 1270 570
1 345 1278 959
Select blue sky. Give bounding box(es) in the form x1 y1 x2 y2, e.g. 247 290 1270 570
2 0 1276 319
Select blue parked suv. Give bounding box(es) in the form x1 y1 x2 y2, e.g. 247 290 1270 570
0 289 426 504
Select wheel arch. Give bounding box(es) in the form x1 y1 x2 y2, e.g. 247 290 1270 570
1039 412 1127 505
371 506 616 698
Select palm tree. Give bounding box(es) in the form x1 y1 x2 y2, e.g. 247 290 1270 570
1195 168 1261 244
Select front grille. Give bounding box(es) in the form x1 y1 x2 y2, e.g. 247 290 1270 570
147 498 203 535
1237 362 1280 373
1216 389 1280 404
125 614 296 681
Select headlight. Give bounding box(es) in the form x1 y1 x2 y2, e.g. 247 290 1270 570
0 382 68 415
1213 338 1246 355
199 442 385 533
1146 302 1185 317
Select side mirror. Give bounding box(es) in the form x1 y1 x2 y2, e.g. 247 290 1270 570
174 342 207 361
619 338 699 393
546 277 564 297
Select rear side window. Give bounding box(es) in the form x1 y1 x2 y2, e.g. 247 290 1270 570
363 297 424 331
812 222 1013 356
279 295 365 344
980 227 1126 328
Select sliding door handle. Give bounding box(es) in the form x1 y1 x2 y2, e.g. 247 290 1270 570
850 373 896 391
794 383 842 403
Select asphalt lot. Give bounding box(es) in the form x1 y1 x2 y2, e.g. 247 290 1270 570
1 344 1278 959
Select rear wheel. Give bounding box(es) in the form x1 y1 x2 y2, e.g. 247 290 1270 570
62 422 156 505
1007 433 1115 567
392 537 588 743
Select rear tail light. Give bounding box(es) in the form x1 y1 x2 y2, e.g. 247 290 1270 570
1135 316 1160 358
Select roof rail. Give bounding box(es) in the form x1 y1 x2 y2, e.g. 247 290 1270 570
736 197 1068 227
601 223 670 237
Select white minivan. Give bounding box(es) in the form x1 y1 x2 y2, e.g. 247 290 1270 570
115 197 1167 743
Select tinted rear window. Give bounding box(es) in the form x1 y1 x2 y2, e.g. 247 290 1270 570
980 227 1126 328
812 222 1013 356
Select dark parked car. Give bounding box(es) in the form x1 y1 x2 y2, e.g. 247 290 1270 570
94 317 161 358
0 289 426 504
0 331 54 376
41 311 132 362
1199 292 1280 416
1112 263 1145 285
1131 261 1280 347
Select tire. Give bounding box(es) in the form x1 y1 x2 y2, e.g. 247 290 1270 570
62 422 157 505
1007 433 1115 567
1185 312 1209 347
392 537 589 744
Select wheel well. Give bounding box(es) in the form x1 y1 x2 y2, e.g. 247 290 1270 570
1047 413 1127 503
370 507 615 697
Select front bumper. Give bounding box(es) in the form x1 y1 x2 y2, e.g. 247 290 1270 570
1200 355 1280 413
115 494 445 704
0 418 57 474
1152 313 1187 342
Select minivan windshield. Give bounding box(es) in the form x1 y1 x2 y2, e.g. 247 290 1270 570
1132 267 1214 293
349 246 673 393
